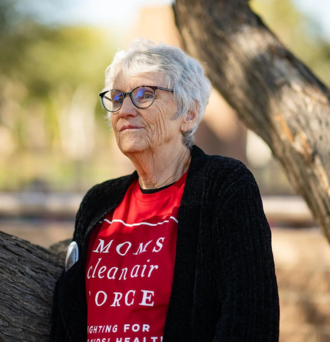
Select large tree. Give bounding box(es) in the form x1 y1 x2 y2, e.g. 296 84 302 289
1 0 330 340
173 0 330 242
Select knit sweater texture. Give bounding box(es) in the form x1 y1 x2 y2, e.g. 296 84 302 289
50 145 280 342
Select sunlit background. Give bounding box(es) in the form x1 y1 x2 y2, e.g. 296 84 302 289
1 1 330 340
1 0 330 193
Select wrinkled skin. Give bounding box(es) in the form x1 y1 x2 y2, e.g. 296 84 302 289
109 71 197 189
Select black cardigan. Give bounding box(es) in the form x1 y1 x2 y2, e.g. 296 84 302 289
50 146 279 342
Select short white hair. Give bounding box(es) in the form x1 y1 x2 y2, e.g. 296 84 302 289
105 39 212 148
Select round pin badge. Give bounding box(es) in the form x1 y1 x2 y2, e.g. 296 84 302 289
65 241 79 271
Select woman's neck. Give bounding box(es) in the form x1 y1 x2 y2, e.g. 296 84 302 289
128 145 191 189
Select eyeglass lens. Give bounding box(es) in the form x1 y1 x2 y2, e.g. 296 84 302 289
103 86 155 112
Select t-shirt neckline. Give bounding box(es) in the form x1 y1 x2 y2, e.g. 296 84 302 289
133 169 189 203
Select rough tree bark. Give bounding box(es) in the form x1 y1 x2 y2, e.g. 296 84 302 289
173 0 330 242
0 231 68 341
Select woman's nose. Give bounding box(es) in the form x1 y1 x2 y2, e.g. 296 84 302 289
117 96 137 117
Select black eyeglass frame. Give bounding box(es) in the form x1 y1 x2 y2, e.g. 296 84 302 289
99 85 174 113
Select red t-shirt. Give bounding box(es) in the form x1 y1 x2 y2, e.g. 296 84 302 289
85 171 187 342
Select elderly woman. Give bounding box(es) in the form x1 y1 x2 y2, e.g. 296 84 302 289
50 39 279 342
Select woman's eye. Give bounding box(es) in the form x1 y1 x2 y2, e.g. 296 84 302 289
111 91 123 103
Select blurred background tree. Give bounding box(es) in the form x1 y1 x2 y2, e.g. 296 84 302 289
0 0 117 191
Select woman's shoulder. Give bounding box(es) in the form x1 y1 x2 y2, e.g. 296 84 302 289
81 172 137 204
190 147 265 219
191 145 256 189
73 172 137 242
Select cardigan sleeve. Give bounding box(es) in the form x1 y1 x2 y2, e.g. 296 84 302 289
213 181 280 342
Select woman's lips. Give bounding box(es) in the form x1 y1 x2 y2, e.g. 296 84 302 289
119 125 143 132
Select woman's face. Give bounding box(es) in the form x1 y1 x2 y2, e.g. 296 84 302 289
110 71 187 156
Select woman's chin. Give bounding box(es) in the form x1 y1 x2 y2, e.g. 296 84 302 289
118 140 147 155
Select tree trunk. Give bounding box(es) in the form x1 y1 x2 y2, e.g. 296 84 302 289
0 231 68 341
173 0 330 242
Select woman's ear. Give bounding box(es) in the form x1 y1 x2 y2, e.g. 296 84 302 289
181 102 199 133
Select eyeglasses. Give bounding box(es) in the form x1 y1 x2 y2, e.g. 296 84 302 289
99 85 173 113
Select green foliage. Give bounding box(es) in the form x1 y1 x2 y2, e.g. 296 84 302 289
0 21 114 96
0 1 118 190
0 21 115 150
